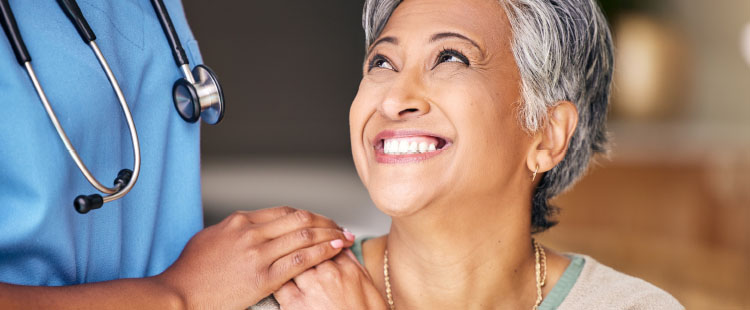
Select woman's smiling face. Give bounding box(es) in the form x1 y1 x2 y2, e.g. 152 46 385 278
350 0 535 217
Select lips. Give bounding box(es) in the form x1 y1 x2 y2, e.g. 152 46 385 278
372 130 452 164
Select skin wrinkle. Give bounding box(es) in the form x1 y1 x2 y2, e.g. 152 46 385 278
349 1 613 309
359 0 520 212
350 1 613 308
364 0 613 204
350 1 581 309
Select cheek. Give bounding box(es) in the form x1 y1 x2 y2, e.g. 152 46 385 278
349 83 377 184
448 83 528 187
349 79 380 134
479 113 524 168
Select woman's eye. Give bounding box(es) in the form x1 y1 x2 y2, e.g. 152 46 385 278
436 49 470 66
368 55 394 71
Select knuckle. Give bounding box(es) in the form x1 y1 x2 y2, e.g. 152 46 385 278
278 206 296 216
247 246 262 259
296 228 314 243
320 216 336 227
293 210 313 225
276 287 300 303
311 243 328 259
253 269 268 291
320 265 341 281
243 228 261 242
292 251 307 267
225 211 247 226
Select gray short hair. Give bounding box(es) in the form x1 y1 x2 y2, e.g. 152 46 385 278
362 0 614 232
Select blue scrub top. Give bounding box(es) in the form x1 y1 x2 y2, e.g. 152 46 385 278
0 0 203 285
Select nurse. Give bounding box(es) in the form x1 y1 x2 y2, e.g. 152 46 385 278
0 0 353 308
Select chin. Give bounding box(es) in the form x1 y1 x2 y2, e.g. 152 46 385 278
367 182 434 217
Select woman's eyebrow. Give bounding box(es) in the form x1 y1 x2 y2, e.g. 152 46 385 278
365 33 483 60
430 32 482 51
366 36 398 59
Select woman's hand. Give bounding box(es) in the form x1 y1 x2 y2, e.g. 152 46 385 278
155 206 355 309
275 249 388 310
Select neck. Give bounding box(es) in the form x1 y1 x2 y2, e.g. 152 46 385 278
382 196 538 310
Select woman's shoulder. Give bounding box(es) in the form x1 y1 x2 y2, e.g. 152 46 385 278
559 254 684 310
351 236 386 265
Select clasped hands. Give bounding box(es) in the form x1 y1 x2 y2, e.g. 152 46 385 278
155 206 386 310
274 247 387 310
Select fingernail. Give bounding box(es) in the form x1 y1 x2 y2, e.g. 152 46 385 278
330 239 344 249
343 230 355 241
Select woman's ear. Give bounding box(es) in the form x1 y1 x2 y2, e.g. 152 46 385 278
526 101 578 178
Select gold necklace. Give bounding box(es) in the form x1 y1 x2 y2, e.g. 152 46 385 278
383 239 547 310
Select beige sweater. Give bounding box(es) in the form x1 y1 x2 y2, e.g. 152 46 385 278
250 254 684 310
557 254 683 310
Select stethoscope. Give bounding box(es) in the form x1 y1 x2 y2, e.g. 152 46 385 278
0 0 225 214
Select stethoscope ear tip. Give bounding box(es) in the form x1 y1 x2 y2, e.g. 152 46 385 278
74 194 103 214
114 169 133 189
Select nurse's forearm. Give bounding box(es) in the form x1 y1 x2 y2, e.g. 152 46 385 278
0 207 354 309
0 277 183 310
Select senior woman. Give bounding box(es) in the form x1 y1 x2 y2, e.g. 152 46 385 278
265 0 684 309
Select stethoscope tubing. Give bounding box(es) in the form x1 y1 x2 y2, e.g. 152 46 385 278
1 0 140 203
20 41 141 201
85 40 141 201
180 63 196 84
2 0 223 211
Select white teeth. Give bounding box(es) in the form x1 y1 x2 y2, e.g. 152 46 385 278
387 141 397 154
398 140 409 154
383 139 442 155
391 141 399 154
409 142 418 153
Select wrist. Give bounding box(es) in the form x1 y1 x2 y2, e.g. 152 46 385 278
150 274 187 310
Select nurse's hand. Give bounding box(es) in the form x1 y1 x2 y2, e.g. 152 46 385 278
156 206 355 309
274 249 388 310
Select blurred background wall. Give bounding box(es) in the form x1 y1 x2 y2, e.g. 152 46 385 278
182 0 750 308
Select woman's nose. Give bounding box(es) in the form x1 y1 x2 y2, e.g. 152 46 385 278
379 76 431 121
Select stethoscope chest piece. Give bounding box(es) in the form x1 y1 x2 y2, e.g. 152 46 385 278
1 0 226 213
172 64 224 125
